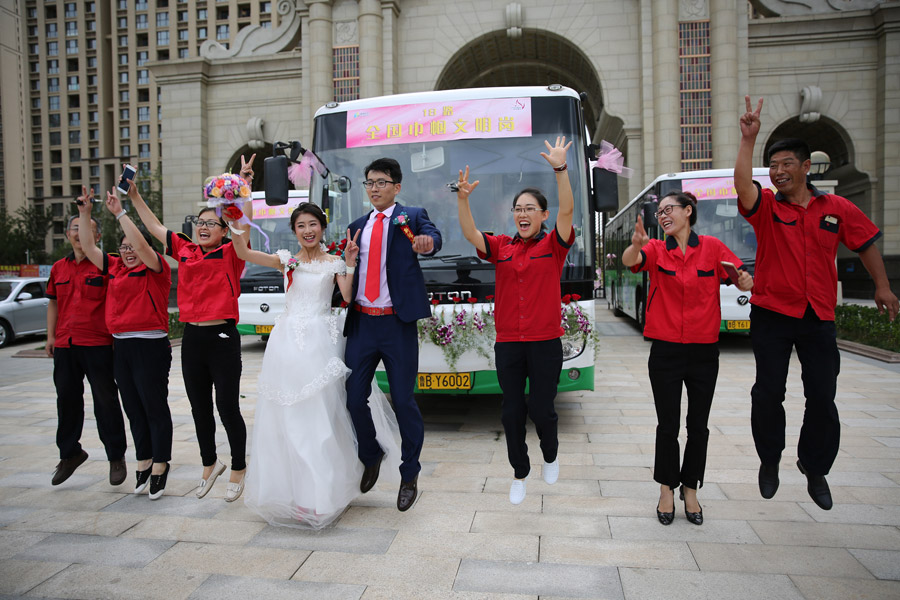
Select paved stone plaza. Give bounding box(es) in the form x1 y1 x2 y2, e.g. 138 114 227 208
1 307 899 599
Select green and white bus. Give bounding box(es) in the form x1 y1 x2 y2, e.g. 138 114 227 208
604 168 773 332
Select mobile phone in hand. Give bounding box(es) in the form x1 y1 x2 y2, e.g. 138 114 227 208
116 164 137 194
721 261 741 284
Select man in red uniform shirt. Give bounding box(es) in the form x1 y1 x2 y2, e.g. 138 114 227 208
45 214 127 486
735 96 899 510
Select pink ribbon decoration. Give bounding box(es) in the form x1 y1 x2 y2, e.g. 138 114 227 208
594 140 633 178
288 151 329 187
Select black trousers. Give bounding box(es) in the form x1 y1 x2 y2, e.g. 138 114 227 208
114 337 173 464
648 340 719 490
54 344 127 461
750 304 841 476
181 323 246 471
495 338 563 480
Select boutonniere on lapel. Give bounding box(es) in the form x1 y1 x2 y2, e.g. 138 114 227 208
392 212 415 244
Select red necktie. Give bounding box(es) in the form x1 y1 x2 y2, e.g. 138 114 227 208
365 213 386 302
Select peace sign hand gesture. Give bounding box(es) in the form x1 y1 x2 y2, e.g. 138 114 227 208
240 153 256 182
343 228 361 265
632 215 650 249
740 96 763 139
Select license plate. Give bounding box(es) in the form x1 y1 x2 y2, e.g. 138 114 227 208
726 320 750 330
417 372 472 390
255 325 273 334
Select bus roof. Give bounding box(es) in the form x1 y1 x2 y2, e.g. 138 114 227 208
313 85 580 118
607 167 771 225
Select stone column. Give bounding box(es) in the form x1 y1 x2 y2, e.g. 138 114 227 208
651 0 681 173
358 0 382 98
709 0 739 167
382 1 400 95
874 5 900 258
307 0 334 118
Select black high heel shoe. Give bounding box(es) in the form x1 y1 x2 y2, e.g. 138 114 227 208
656 487 675 526
680 485 703 526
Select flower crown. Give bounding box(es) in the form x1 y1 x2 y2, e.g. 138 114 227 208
203 173 251 203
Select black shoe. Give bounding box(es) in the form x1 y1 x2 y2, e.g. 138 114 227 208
52 450 89 486
397 476 418 512
109 458 127 486
149 464 170 500
360 452 384 493
134 467 152 494
797 460 832 510
656 487 675 525
680 485 703 526
758 463 779 499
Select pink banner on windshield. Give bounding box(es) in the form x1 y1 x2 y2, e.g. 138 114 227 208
681 175 774 200
346 98 532 148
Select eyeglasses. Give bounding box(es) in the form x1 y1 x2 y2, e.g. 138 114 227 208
196 219 223 229
362 179 396 189
511 206 543 215
655 205 683 219
117 244 134 253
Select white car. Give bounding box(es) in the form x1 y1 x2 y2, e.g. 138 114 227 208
0 277 50 348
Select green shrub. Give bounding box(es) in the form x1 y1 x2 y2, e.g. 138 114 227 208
834 304 900 353
168 312 185 340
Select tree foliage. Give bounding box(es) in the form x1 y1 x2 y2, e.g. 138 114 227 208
0 205 54 264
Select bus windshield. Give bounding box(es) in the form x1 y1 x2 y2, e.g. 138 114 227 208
310 95 592 278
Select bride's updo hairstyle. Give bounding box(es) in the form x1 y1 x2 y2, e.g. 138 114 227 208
290 202 328 230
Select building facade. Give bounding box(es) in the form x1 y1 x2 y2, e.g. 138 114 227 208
2 0 898 290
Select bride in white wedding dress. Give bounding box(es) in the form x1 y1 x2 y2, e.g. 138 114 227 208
228 202 401 529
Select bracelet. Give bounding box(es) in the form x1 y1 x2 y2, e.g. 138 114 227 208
115 210 127 221
345 265 356 275
553 162 568 172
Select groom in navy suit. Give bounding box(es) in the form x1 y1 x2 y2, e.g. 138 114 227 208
344 157 442 511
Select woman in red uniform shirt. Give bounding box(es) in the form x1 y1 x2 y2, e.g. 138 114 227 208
132 164 253 502
456 137 574 506
622 192 753 526
75 184 173 499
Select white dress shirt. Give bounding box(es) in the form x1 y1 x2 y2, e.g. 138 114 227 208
356 203 395 307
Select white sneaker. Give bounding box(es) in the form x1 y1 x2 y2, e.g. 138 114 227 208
542 459 559 485
509 477 527 505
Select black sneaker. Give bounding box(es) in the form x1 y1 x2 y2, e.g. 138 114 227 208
134 467 152 494
148 464 170 500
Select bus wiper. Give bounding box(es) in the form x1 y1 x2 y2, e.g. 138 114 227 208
419 254 461 261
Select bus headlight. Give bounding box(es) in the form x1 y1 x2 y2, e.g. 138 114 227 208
561 334 586 360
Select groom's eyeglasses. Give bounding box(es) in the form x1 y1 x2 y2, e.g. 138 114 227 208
362 179 397 189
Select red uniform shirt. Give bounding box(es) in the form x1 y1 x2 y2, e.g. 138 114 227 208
105 252 172 334
740 183 881 321
478 227 574 343
631 232 743 344
46 253 112 347
166 231 244 323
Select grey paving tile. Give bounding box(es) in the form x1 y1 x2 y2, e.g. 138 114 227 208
619 568 805 600
0 506 35 527
0 472 96 490
790 575 900 600
4 508 142 536
0 531 51 561
471 511 611 538
0 559 68 596
188 574 364 600
249 525 397 554
751 520 900 550
2 488 122 512
26 563 205 600
335 505 474 532
387 530 538 562
101 493 228 519
453 559 623 599
150 541 308 579
699 499 814 522
121 515 267 545
293 551 459 592
540 537 697 570
848 549 900 580
800 502 900 525
608 516 762 544
15 533 174 568
690 542 872 578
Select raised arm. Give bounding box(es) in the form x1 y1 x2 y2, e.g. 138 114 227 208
223 214 281 270
127 168 168 244
336 228 361 302
540 136 574 239
456 166 487 254
111 183 162 272
75 186 104 271
621 215 649 267
735 96 763 211
858 244 900 321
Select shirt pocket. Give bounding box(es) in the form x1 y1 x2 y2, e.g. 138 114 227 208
818 215 840 251
83 275 106 300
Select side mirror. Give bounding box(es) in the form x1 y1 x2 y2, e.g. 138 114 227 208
264 155 289 206
592 167 619 213
642 200 659 228
16 292 33 302
338 175 352 193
